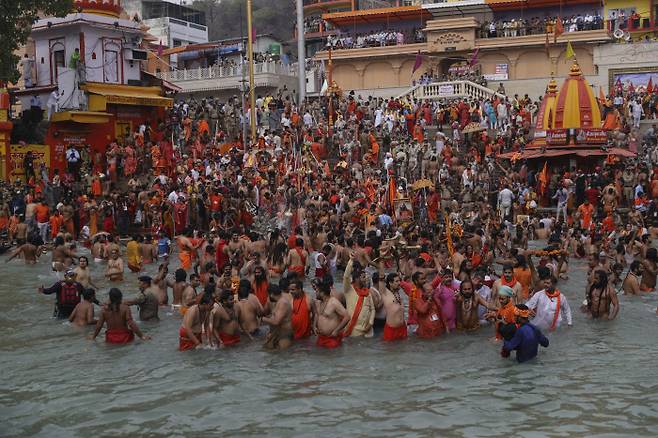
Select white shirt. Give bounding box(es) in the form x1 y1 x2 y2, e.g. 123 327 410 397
476 284 492 320
498 188 514 206
167 190 179 204
303 112 313 126
525 289 572 331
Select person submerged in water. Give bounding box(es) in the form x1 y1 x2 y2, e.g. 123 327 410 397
501 304 549 363
179 287 214 351
89 288 150 344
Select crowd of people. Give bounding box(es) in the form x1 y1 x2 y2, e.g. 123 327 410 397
480 14 605 39
5 64 658 363
326 28 426 50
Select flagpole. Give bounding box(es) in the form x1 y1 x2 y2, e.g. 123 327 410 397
246 0 257 145
296 0 306 104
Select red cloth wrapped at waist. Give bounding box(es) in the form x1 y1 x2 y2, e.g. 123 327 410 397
316 334 342 348
179 327 201 351
289 265 305 276
383 323 408 342
105 328 135 344
219 331 241 346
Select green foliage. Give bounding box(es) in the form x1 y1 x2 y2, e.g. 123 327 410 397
193 0 295 44
0 0 74 84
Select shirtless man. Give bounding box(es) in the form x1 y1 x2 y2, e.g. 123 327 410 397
52 236 77 272
211 290 251 346
172 268 190 308
622 260 643 295
179 288 213 350
153 263 174 305
14 218 29 244
584 270 619 320
286 238 308 279
105 248 124 282
223 231 245 263
140 235 157 265
90 288 149 343
6 239 41 264
263 284 293 350
314 281 350 348
91 235 107 262
181 274 200 314
641 247 658 292
377 261 407 341
455 280 494 331
491 264 523 304
73 256 97 289
237 280 264 336
69 288 97 327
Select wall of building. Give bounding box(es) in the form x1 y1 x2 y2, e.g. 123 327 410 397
604 0 651 19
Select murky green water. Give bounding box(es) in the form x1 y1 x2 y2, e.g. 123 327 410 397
2 242 658 437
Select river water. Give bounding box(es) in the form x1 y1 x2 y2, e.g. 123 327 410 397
2 243 658 437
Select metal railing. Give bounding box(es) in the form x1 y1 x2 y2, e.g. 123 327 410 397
397 80 504 101
156 62 297 82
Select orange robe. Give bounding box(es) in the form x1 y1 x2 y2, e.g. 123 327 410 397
292 293 311 340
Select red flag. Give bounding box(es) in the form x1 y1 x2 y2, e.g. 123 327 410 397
648 77 654 94
412 51 423 74
538 162 549 197
554 17 564 43
157 40 163 57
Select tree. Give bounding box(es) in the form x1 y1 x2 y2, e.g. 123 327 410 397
0 0 74 84
193 0 295 44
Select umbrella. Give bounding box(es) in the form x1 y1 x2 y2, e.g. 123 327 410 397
462 122 486 134
412 179 435 191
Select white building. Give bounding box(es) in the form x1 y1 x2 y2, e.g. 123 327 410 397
123 0 208 48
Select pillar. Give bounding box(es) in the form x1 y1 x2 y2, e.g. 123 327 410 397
0 85 12 181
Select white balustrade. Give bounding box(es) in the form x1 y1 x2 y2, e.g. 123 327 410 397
156 62 296 83
397 80 504 101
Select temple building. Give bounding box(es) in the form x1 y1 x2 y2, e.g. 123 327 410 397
12 0 173 177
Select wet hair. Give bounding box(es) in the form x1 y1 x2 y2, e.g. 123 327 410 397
82 288 95 301
219 289 233 303
296 237 304 248
291 279 303 291
79 256 89 263
109 288 122 312
630 260 642 273
351 262 364 282
385 272 400 289
138 275 152 285
175 268 187 282
411 271 424 284
199 287 215 305
278 277 290 292
268 283 282 297
537 266 551 280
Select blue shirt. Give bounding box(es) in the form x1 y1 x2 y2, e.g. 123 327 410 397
503 323 549 363
378 214 393 226
157 238 171 256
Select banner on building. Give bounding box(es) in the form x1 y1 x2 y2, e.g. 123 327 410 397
8 144 50 182
484 64 509 81
438 84 455 97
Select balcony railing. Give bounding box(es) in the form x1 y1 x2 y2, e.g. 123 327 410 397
156 61 297 82
398 80 503 101
608 16 657 33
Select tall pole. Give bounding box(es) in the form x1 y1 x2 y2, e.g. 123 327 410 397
246 0 257 144
296 0 306 104
240 4 247 147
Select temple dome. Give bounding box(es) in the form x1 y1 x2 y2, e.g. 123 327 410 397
535 77 559 131
74 0 122 18
552 62 601 130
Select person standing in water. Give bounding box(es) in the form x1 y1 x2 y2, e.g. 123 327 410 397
73 256 97 289
179 287 214 351
124 275 160 321
583 271 619 320
69 289 98 327
525 275 572 332
314 281 350 348
502 305 549 363
89 288 150 344
38 269 84 318
263 284 293 350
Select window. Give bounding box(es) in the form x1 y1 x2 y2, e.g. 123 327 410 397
50 40 65 85
103 39 121 83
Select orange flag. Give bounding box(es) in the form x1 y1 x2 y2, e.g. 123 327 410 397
554 17 564 43
538 162 549 196
598 86 606 104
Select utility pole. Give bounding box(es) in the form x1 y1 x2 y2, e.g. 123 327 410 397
296 0 306 104
246 0 257 144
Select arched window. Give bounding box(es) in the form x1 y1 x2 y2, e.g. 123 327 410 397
50 40 66 85
103 39 121 83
